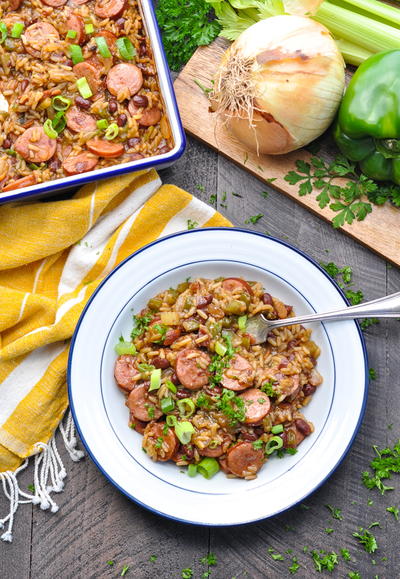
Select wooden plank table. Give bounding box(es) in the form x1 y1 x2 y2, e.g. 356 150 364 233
1 140 399 578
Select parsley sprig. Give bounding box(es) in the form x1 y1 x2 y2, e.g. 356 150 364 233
130 313 153 340
285 155 400 228
362 440 400 494
352 527 378 553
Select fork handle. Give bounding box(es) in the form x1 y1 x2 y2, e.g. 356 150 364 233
264 290 400 329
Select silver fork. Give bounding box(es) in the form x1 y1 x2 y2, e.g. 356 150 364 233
246 291 400 344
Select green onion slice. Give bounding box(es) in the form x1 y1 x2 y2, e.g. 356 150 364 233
66 29 78 40
177 398 195 418
166 415 177 427
4 149 16 156
149 368 161 392
197 457 219 479
238 315 247 331
52 95 71 111
114 340 136 356
160 397 175 414
265 435 284 455
11 22 24 39
70 44 84 65
95 36 112 58
215 341 227 357
85 23 94 34
165 380 177 394
116 37 136 60
271 424 284 434
104 122 119 141
76 77 93 99
43 119 58 139
51 111 66 134
96 118 108 130
174 421 194 445
187 464 197 477
0 22 7 44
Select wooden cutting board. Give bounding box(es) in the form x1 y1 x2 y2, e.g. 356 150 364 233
174 38 400 266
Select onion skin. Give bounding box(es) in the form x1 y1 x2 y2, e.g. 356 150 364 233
213 16 345 155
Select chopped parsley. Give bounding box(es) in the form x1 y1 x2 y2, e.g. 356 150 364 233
353 527 378 553
288 557 300 574
348 573 362 579
340 548 351 561
276 447 297 458
155 436 164 449
362 440 400 494
260 380 278 397
386 506 399 520
208 334 235 387
196 184 205 192
325 504 343 520
149 555 157 563
216 389 246 425
145 404 155 419
107 560 115 566
200 553 217 566
209 193 217 206
252 439 264 450
267 548 284 561
27 484 35 493
187 219 199 230
244 213 263 225
324 528 334 534
152 323 168 342
131 313 153 340
196 392 212 409
120 565 130 577
360 317 379 330
311 550 339 572
181 568 194 579
369 368 377 380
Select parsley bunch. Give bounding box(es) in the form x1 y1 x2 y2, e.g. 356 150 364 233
156 0 220 71
284 155 400 228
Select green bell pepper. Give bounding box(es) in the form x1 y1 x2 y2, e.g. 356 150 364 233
334 50 400 184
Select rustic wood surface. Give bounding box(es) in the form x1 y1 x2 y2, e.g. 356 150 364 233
0 134 399 578
174 38 400 267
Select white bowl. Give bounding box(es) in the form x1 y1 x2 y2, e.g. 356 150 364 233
68 228 368 525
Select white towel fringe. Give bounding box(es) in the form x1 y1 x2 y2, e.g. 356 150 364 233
0 409 84 542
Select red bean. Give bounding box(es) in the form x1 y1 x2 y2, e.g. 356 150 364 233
176 388 192 400
170 372 179 386
262 292 273 305
197 295 213 309
48 158 61 171
117 113 127 127
115 17 126 29
132 94 148 108
204 384 222 396
295 419 312 436
139 40 147 57
65 59 74 68
3 138 11 149
20 79 29 93
108 100 118 114
303 384 316 397
181 444 194 460
240 430 258 442
152 357 170 370
75 96 91 110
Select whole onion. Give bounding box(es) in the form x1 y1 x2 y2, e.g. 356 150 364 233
211 15 345 155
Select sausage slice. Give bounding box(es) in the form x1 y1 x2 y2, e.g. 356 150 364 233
62 152 98 175
226 442 264 478
86 139 124 158
238 389 271 424
126 383 162 422
114 354 139 392
22 23 60 58
94 30 118 55
106 63 143 98
95 0 127 19
175 348 210 390
142 422 178 461
14 127 57 163
8 0 23 8
128 101 162 127
221 355 254 391
73 61 102 95
2 174 37 192
65 14 86 45
222 277 253 295
66 107 97 133
41 0 67 6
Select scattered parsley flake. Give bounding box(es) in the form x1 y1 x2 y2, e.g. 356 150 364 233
289 557 300 574
362 440 400 494
271 552 284 561
120 565 129 577
252 439 264 450
368 521 381 529
360 317 379 331
325 528 334 534
209 193 217 206
388 424 393 430
260 380 278 397
311 550 339 572
202 573 211 579
386 506 399 520
303 546 309 553
107 560 115 566
348 573 362 579
368 368 377 380
200 553 217 566
325 504 343 520
27 484 35 493
149 555 157 563
131 313 153 340
368 499 374 506
187 219 199 230
340 548 351 561
284 524 295 532
196 184 205 192
353 527 378 553
244 213 263 224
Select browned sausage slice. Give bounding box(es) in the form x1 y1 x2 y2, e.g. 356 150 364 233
198 435 231 458
86 139 124 158
41 0 67 6
175 348 210 391
127 383 162 422
282 425 305 448
66 106 97 133
2 174 37 192
94 30 118 55
106 63 143 98
221 355 254 391
142 422 178 461
238 389 271 424
8 0 23 9
73 61 101 95
62 152 98 175
114 354 138 392
95 0 127 19
70 0 90 4
14 127 57 163
128 101 162 127
65 14 86 45
22 23 60 58
222 277 253 295
226 442 264 478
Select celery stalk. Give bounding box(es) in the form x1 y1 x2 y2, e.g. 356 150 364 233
314 1 400 54
334 38 373 66
330 0 400 28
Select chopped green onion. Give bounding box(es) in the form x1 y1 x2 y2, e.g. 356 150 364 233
166 415 177 427
96 118 108 130
51 111 66 134
114 340 136 356
76 77 93 99
52 95 71 111
265 435 284 455
174 421 195 445
0 22 8 44
177 398 196 418
197 457 220 479
116 37 136 60
4 149 16 156
11 22 24 39
165 380 177 394
149 368 161 392
85 23 94 34
104 122 119 140
95 36 112 58
160 397 175 413
187 464 197 477
70 44 84 65
66 29 77 40
215 341 227 357
43 119 58 139
271 424 284 434
238 315 247 331
28 163 40 170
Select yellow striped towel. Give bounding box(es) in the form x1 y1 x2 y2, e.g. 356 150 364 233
0 169 231 541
